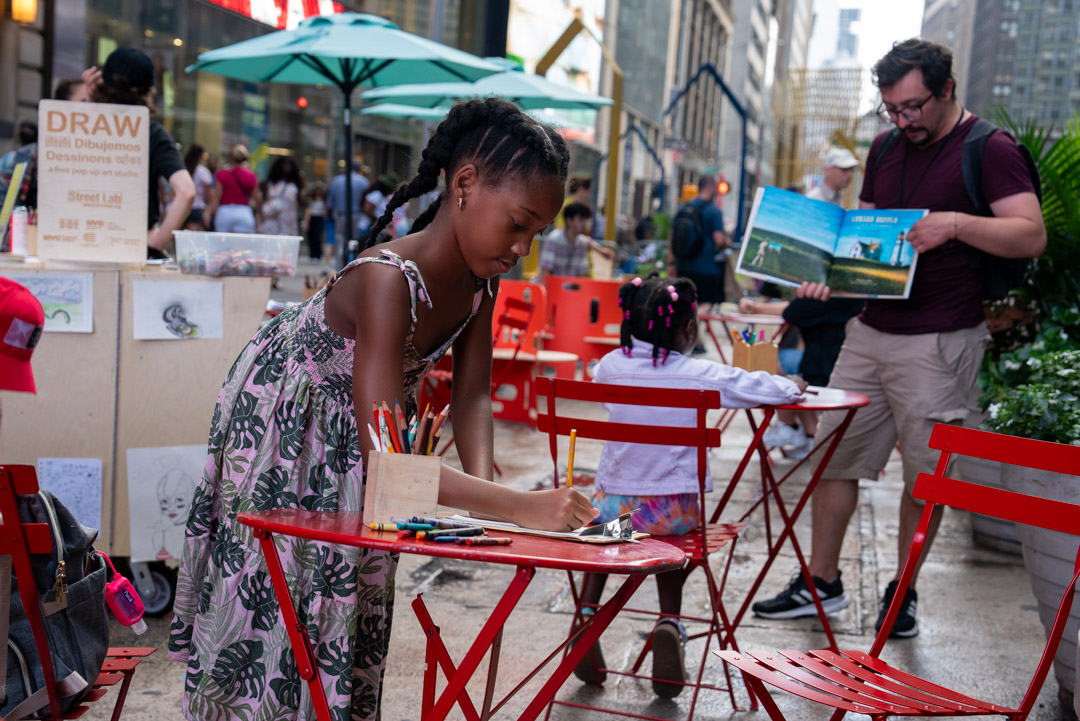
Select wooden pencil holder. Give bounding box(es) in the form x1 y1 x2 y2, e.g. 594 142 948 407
362 451 441 525
731 340 779 373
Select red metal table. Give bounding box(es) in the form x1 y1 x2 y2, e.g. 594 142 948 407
709 386 870 652
237 510 686 721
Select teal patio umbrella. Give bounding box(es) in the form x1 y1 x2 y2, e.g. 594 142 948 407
361 57 614 110
188 13 501 249
360 104 450 121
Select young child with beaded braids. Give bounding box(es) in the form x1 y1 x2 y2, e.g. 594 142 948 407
170 98 597 721
573 272 803 698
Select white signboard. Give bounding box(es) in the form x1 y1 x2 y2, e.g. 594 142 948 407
37 100 149 264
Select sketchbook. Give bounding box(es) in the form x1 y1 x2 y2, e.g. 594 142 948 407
443 513 648 544
736 185 927 299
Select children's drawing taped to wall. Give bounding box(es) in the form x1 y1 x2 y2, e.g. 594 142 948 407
131 279 223 340
127 444 205 563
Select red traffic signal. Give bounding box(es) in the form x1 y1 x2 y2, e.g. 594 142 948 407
717 179 730 196
297 96 308 109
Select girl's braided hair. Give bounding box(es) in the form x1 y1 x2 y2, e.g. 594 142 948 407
364 97 571 248
617 273 699 366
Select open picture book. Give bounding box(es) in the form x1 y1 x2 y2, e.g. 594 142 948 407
735 185 928 299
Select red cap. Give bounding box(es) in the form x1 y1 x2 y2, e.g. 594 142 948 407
0 277 45 394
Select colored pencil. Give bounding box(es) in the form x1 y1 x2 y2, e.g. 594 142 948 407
567 429 577 488
394 399 409 453
366 424 383 452
381 402 402 453
417 411 433 456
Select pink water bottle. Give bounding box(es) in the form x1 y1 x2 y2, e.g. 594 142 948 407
100 553 147 635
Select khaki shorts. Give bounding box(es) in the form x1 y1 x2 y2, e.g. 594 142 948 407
814 318 988 500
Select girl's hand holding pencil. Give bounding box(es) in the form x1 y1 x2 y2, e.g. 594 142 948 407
514 488 598 533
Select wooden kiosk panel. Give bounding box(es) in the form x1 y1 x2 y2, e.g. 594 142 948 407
112 273 269 555
0 270 120 525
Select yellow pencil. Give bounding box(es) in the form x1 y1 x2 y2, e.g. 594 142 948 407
567 429 577 488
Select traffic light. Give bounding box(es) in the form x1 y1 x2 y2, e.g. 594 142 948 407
717 176 730 196
297 96 308 109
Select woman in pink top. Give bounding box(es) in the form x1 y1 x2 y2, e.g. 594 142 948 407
213 144 259 233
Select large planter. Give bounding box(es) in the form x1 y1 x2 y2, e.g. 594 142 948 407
1001 465 1080 697
957 454 1022 555
958 404 1022 555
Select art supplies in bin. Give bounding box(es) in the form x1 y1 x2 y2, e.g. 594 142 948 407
174 230 300 277
361 402 450 525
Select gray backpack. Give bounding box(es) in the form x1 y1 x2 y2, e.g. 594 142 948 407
1 489 110 720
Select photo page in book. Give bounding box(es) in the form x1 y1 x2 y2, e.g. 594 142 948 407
736 185 927 299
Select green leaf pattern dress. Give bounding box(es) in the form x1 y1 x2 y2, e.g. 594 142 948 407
170 250 488 720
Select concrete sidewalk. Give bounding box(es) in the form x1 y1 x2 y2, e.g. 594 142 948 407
82 268 1074 720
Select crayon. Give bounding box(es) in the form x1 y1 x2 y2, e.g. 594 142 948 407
397 522 436 531
457 537 512 546
389 516 412 524
368 522 397 532
397 530 416 538
422 526 485 539
431 535 460 543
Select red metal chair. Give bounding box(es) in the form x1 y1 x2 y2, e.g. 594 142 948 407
541 276 624 379
0 465 155 721
718 424 1080 721
535 377 750 720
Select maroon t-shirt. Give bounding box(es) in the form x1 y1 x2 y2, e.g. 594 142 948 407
858 114 1035 334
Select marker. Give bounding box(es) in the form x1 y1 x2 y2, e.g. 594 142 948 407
759 330 765 343
732 329 741 343
457 537 512 546
742 330 752 344
397 522 436 531
567 429 577 488
422 526 485 539
368 522 396 532
412 516 474 529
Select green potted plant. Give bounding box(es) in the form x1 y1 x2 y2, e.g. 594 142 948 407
975 110 1080 707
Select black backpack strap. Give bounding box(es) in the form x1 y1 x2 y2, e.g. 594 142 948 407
961 117 998 217
869 128 901 175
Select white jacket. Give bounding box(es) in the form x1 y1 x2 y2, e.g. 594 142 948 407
592 339 802 496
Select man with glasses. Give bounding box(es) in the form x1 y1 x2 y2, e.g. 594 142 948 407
752 38 1045 638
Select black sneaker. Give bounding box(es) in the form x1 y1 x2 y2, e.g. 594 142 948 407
875 580 918 638
752 572 850 619
651 619 687 698
571 614 607 685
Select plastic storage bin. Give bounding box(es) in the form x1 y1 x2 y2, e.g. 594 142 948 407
174 231 300 277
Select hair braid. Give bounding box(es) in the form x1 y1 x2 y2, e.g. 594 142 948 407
364 97 570 249
617 277 644 355
623 273 699 366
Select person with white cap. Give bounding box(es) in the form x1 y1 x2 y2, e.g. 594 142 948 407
806 147 859 205
0 278 45 429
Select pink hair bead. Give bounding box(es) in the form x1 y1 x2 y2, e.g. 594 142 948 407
632 277 643 286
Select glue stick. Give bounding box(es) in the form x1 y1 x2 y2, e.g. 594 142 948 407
100 552 147 635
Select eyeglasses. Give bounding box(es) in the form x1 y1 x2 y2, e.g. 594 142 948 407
876 93 934 123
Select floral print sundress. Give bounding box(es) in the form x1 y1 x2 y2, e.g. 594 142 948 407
169 250 488 721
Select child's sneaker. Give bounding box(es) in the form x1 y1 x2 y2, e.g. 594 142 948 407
762 422 805 449
875 579 919 638
752 572 850 619
571 611 607 685
651 618 687 698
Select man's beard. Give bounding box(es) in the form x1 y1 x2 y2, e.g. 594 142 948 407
905 125 933 147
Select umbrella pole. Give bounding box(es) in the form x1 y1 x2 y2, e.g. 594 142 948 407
343 89 355 268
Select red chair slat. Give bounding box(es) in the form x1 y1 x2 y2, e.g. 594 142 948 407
718 653 877 714
93 672 125 687
746 651 917 714
107 647 156 658
536 376 720 409
929 424 1080 476
6 464 40 495
914 474 1080 537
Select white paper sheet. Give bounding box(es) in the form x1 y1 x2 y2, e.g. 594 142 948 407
126 445 205 563
131 279 223 340
36 457 102 529
2 273 94 333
